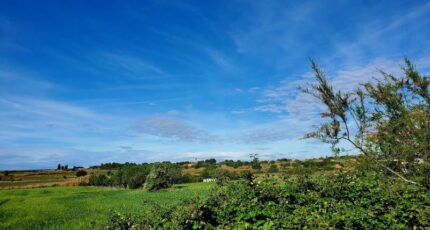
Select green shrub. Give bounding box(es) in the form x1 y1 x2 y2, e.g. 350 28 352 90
113 164 150 189
267 164 279 173
88 174 111 186
107 171 430 229
76 170 87 177
144 163 181 191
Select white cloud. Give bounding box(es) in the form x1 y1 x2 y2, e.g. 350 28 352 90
256 56 430 119
99 52 167 79
206 48 235 71
254 104 287 113
135 115 218 143
238 118 313 144
0 97 98 119
177 150 251 161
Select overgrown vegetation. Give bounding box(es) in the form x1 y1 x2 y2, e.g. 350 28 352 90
76 170 87 177
2 59 428 229
104 59 430 229
107 172 430 229
303 58 429 186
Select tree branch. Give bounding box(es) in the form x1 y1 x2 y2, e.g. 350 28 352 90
339 137 419 185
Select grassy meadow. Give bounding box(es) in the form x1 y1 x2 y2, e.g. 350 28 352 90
0 182 213 230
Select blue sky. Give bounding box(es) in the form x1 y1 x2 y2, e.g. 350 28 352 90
1 0 430 169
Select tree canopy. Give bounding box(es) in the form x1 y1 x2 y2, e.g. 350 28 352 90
303 58 429 186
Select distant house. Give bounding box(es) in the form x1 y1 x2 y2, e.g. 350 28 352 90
203 178 216 182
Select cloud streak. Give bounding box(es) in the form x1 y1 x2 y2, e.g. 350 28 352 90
135 115 218 143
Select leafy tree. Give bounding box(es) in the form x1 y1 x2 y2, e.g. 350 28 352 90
249 153 261 170
112 164 150 189
205 158 217 164
201 165 217 178
144 163 181 191
303 58 429 185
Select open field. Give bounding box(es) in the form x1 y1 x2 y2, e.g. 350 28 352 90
0 156 358 189
0 182 213 230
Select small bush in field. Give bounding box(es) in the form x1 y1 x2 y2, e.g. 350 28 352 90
144 163 181 191
76 170 87 177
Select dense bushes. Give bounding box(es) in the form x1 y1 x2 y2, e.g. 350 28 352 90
193 159 217 169
144 163 182 191
87 163 183 190
113 164 150 189
106 171 430 229
76 170 87 177
88 174 111 186
90 162 135 170
267 164 279 173
222 160 247 168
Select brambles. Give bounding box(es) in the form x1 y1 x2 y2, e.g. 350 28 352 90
106 172 430 229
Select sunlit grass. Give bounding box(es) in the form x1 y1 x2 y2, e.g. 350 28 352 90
0 182 213 230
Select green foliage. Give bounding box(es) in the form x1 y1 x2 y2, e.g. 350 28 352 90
88 174 111 186
267 164 279 173
113 164 150 189
0 183 212 229
75 170 87 177
176 173 202 183
193 159 217 169
303 58 430 186
106 212 137 230
222 159 246 168
301 158 336 171
90 162 136 170
144 163 182 191
201 165 216 178
107 172 430 229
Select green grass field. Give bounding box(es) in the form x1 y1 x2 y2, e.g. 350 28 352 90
0 182 213 230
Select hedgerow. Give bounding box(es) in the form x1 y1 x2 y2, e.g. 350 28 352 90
106 171 430 229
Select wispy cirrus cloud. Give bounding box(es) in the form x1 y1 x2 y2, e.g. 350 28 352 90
0 69 57 95
330 1 430 64
1 97 98 119
135 115 219 143
252 55 430 130
99 52 168 78
238 117 314 144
